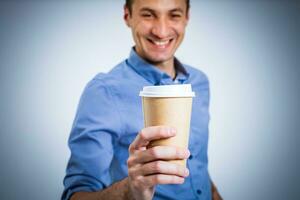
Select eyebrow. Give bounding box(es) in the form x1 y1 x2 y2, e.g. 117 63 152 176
139 7 155 14
170 8 184 13
139 7 185 14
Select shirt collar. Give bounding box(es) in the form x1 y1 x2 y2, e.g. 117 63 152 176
126 47 189 85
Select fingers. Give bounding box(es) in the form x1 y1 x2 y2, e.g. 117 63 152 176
129 126 176 153
133 174 186 188
140 161 189 177
128 146 190 165
127 126 190 191
147 174 186 185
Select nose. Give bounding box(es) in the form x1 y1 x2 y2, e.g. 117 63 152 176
151 17 170 39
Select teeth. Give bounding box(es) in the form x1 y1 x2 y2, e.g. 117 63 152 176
153 40 169 46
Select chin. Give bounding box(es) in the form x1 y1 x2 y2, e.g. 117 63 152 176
147 51 174 62
146 55 172 64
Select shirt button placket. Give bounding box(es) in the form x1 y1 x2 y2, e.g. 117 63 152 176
188 152 203 199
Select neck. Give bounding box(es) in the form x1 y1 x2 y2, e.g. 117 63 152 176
153 58 176 79
134 47 176 79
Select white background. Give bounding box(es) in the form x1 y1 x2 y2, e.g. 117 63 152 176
0 1 299 199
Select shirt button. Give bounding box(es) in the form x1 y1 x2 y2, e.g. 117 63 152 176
188 154 193 160
196 189 202 195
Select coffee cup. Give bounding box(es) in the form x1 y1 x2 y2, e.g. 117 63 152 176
139 84 195 166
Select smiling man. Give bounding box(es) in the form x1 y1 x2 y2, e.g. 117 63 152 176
62 0 222 200
126 0 188 78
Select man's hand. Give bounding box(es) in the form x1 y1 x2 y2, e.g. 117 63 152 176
127 126 190 200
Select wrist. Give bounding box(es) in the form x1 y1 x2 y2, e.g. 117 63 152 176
125 177 136 200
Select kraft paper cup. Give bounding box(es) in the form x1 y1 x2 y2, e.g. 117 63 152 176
140 84 195 166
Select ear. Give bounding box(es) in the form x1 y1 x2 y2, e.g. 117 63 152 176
185 9 190 26
186 9 190 21
123 5 131 27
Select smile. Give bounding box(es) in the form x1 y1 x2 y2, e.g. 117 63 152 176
147 38 173 49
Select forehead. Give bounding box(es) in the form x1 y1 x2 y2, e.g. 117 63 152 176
132 0 187 12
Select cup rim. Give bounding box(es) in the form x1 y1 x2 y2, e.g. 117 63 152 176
139 84 195 97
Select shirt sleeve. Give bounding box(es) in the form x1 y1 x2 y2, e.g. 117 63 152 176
62 77 122 200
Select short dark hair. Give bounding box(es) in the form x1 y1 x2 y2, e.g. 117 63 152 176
125 0 190 14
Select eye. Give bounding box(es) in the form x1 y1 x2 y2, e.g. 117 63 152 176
141 12 153 18
171 13 183 19
172 14 181 18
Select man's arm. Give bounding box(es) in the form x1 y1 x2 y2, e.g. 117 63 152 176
211 181 223 200
70 178 133 200
70 126 189 200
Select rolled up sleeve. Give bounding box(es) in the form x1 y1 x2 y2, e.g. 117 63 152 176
62 77 121 200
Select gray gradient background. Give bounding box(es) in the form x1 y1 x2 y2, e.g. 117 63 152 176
0 0 299 200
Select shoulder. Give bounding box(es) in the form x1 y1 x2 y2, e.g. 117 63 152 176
182 64 210 106
183 64 209 87
84 61 127 92
82 60 142 102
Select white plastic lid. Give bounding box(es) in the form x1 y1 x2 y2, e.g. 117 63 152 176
139 84 195 97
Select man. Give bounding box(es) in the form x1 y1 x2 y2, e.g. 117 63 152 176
62 0 222 199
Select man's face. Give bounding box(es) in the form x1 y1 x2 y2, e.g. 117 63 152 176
124 0 189 65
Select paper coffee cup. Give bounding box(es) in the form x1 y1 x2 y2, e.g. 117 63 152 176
140 84 195 166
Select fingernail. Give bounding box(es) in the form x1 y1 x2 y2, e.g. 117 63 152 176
180 150 188 158
185 168 189 176
170 128 176 135
181 149 190 158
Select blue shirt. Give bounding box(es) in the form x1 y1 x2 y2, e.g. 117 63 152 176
62 48 211 200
